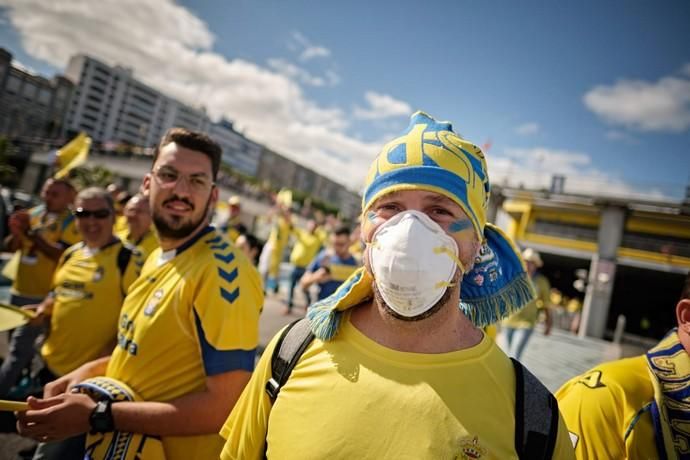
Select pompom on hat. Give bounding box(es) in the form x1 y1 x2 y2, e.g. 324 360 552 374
308 111 535 340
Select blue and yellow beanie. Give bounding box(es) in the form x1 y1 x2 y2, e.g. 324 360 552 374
308 111 535 340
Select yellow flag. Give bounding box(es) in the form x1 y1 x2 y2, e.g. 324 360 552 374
54 132 91 179
276 188 292 207
0 251 20 281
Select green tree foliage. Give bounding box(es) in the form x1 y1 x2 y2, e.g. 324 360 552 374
68 165 115 189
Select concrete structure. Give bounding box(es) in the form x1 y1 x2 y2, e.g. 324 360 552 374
256 148 360 219
5 49 361 218
209 120 262 177
0 48 74 140
63 54 261 177
498 187 690 341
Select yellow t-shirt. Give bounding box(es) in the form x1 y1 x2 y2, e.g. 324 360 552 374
555 355 656 460
41 240 142 376
289 228 322 268
220 312 574 460
113 214 129 236
118 227 159 261
226 216 243 243
502 273 551 329
267 217 290 277
12 207 81 298
106 226 263 460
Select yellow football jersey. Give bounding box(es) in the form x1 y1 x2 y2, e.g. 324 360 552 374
12 206 81 298
106 226 263 460
41 240 142 376
118 227 159 261
113 214 129 235
556 355 657 460
267 217 290 277
502 273 551 328
289 227 322 268
220 312 574 460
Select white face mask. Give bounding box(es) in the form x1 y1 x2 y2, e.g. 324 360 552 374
368 210 465 318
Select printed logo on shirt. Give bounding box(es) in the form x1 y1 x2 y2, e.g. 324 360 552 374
577 370 606 389
144 289 164 316
93 266 104 282
456 435 487 459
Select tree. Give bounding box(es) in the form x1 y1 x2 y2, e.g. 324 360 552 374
68 165 115 189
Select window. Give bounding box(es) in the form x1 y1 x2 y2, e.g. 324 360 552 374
38 88 51 105
6 74 21 93
22 82 37 99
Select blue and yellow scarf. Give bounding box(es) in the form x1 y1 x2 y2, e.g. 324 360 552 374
74 377 166 460
646 330 690 460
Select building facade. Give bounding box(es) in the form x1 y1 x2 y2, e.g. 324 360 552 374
63 54 261 176
0 48 74 140
497 186 690 341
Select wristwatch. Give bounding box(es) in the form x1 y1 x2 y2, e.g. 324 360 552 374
89 400 115 433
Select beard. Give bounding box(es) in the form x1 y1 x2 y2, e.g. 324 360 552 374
153 194 211 240
373 268 463 322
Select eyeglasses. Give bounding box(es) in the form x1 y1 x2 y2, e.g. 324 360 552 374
152 166 214 192
74 208 112 219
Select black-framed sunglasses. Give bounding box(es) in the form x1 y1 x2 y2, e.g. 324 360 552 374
74 208 112 219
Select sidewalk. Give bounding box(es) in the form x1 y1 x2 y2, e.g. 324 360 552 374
510 327 639 392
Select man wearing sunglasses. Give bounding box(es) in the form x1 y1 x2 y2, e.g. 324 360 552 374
24 187 142 459
0 178 80 398
17 128 264 460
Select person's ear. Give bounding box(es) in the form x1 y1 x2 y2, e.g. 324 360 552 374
675 299 690 334
142 173 152 194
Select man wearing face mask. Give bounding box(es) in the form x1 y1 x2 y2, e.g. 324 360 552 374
220 112 575 459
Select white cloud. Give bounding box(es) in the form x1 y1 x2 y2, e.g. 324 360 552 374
515 122 540 136
354 91 412 120
682 63 690 77
583 74 690 132
267 58 334 87
605 130 638 144
300 46 330 61
488 146 667 200
10 58 37 75
0 0 377 189
290 31 331 61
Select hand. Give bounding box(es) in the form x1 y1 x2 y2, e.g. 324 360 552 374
15 393 95 442
8 212 30 237
314 267 331 283
43 362 98 398
22 304 49 327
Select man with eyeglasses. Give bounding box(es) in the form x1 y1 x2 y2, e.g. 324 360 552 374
16 128 264 460
23 187 142 459
0 178 80 398
299 226 358 303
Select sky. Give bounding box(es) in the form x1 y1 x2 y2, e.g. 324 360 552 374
1 0 689 200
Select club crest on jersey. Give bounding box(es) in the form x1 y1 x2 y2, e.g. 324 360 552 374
456 436 487 459
93 267 104 282
144 289 164 316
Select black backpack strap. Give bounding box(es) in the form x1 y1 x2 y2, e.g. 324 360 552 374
512 358 560 460
265 317 315 401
